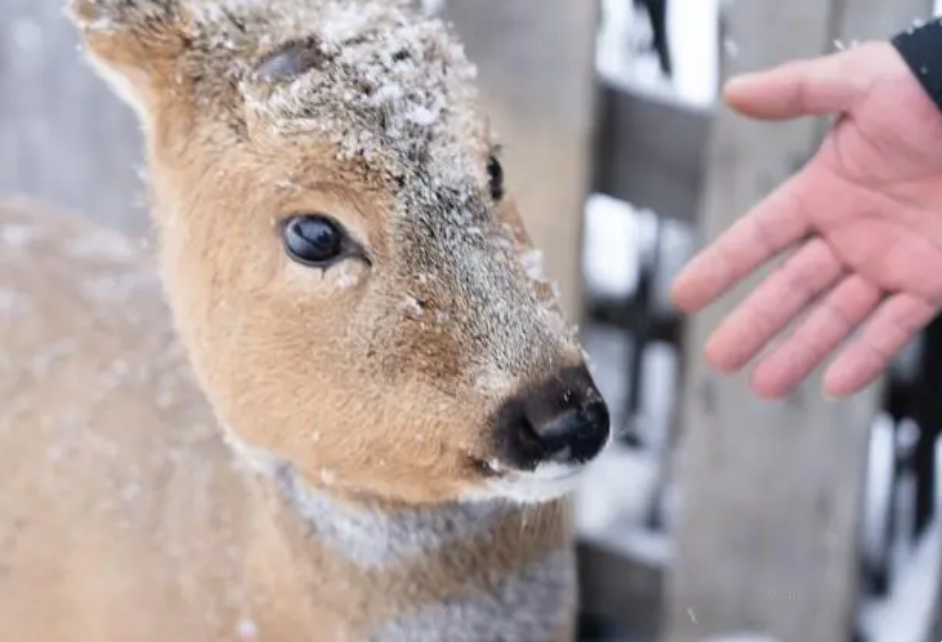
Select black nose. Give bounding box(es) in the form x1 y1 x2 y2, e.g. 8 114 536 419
494 366 611 470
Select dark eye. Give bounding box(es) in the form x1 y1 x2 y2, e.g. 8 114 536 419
487 155 504 201
283 215 346 267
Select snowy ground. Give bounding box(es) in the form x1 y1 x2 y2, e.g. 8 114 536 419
574 2 942 641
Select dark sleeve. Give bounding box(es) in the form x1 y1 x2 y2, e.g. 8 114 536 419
892 18 942 114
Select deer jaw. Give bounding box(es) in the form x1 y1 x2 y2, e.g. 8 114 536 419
70 0 611 508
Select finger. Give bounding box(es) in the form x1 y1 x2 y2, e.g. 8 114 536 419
823 292 936 397
723 43 887 121
670 173 812 313
704 238 843 373
749 275 882 398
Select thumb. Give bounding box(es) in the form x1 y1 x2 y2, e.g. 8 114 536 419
723 42 888 121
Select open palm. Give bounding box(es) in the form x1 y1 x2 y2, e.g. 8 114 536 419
671 43 942 398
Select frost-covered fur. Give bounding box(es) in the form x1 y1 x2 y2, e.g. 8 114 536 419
0 1 605 640
70 0 580 506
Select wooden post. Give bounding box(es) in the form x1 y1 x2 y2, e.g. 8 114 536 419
665 1 930 641
0 0 146 234
828 0 933 46
441 0 600 322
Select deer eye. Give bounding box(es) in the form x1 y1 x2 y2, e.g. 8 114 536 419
487 155 504 202
283 215 347 267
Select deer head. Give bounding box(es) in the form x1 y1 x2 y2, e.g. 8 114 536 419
69 0 610 506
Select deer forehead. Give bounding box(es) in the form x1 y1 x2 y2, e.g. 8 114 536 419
222 1 490 191
171 1 498 251
76 0 493 201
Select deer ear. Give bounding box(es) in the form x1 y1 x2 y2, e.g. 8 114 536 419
68 1 186 117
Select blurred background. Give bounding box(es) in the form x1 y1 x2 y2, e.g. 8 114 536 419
4 1 942 641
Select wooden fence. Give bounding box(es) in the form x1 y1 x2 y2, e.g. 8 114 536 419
667 2 934 642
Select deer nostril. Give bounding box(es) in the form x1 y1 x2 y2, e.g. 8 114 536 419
529 402 610 464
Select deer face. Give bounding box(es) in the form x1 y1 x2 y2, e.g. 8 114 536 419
72 0 610 506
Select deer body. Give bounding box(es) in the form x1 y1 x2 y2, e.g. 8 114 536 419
0 1 610 640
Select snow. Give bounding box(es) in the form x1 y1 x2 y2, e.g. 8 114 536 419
582 194 643 299
859 440 942 642
69 228 138 262
235 617 259 640
246 0 485 195
319 468 337 486
420 0 446 15
861 415 896 582
401 295 425 317
406 105 440 127
861 519 941 642
13 2 942 641
596 0 719 108
11 18 42 54
0 289 27 315
519 248 546 282
1 224 32 249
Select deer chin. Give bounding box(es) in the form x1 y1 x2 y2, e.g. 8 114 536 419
462 461 587 505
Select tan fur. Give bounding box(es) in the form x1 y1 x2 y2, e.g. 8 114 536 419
0 199 575 640
72 0 582 505
0 1 608 639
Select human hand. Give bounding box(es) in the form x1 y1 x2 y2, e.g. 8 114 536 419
670 42 942 399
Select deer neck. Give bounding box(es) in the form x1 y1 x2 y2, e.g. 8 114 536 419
224 429 578 641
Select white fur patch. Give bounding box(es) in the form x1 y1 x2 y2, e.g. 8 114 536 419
367 548 575 641
462 462 586 505
222 429 515 567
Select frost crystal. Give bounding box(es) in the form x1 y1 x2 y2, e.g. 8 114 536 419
519 249 546 282
236 617 258 640
240 0 486 194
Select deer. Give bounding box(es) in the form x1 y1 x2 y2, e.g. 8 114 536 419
0 1 612 640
